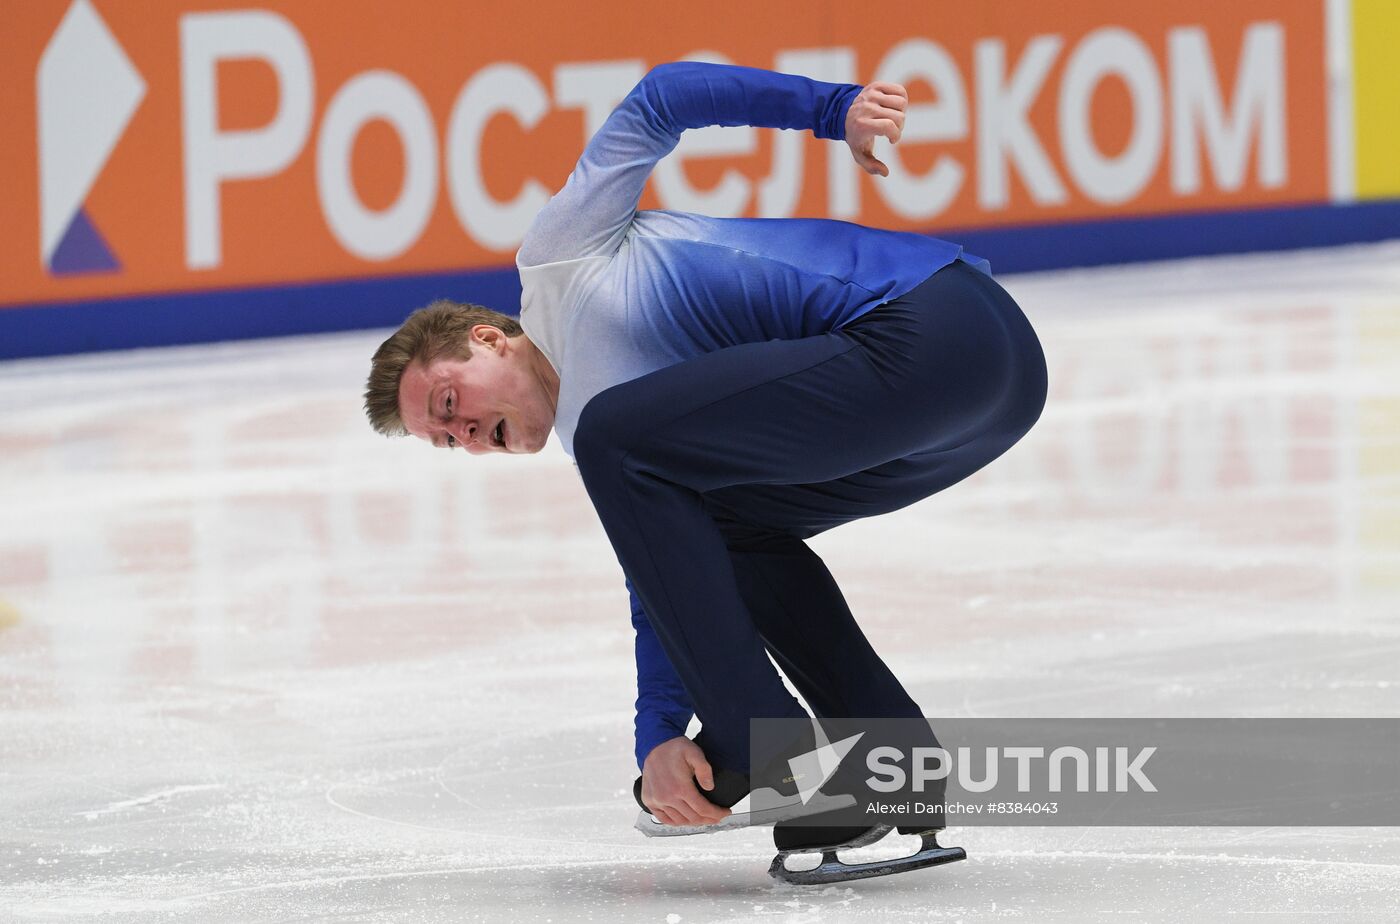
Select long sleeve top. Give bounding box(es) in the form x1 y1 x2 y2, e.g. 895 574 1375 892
513 61 990 769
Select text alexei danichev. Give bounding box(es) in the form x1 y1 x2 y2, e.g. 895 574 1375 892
865 800 1061 815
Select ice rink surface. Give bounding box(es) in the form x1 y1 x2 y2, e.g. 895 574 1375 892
3 242 1399 922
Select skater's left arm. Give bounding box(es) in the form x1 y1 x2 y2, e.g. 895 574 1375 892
518 62 867 266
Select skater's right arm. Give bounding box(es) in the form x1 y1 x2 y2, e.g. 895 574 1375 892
641 736 730 827
630 581 694 766
630 583 730 825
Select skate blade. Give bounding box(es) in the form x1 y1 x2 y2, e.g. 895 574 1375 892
633 788 856 838
768 830 967 886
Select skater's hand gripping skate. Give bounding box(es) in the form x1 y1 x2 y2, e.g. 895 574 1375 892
640 737 731 826
845 81 907 178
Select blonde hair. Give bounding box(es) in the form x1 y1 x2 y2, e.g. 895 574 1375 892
364 299 523 436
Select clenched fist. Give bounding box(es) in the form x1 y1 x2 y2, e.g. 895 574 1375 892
845 81 908 177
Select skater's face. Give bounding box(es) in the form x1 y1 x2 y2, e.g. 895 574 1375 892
396 326 557 455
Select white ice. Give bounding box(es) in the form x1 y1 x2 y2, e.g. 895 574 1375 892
2 242 1400 922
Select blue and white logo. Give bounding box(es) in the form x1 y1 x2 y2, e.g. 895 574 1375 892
37 0 146 275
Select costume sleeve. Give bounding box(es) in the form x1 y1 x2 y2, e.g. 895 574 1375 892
517 61 860 266
629 577 695 770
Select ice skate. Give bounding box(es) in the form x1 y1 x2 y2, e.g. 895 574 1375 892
631 767 856 837
767 822 966 885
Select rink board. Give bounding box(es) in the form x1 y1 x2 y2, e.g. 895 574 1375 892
1 0 1398 357
4 198 1400 360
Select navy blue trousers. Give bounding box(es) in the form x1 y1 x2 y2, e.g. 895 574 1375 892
573 260 1048 773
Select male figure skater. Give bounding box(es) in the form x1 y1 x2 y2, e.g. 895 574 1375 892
365 61 1046 883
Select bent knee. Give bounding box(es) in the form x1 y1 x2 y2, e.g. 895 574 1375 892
1012 342 1050 436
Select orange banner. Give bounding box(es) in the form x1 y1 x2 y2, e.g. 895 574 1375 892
0 0 1329 308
